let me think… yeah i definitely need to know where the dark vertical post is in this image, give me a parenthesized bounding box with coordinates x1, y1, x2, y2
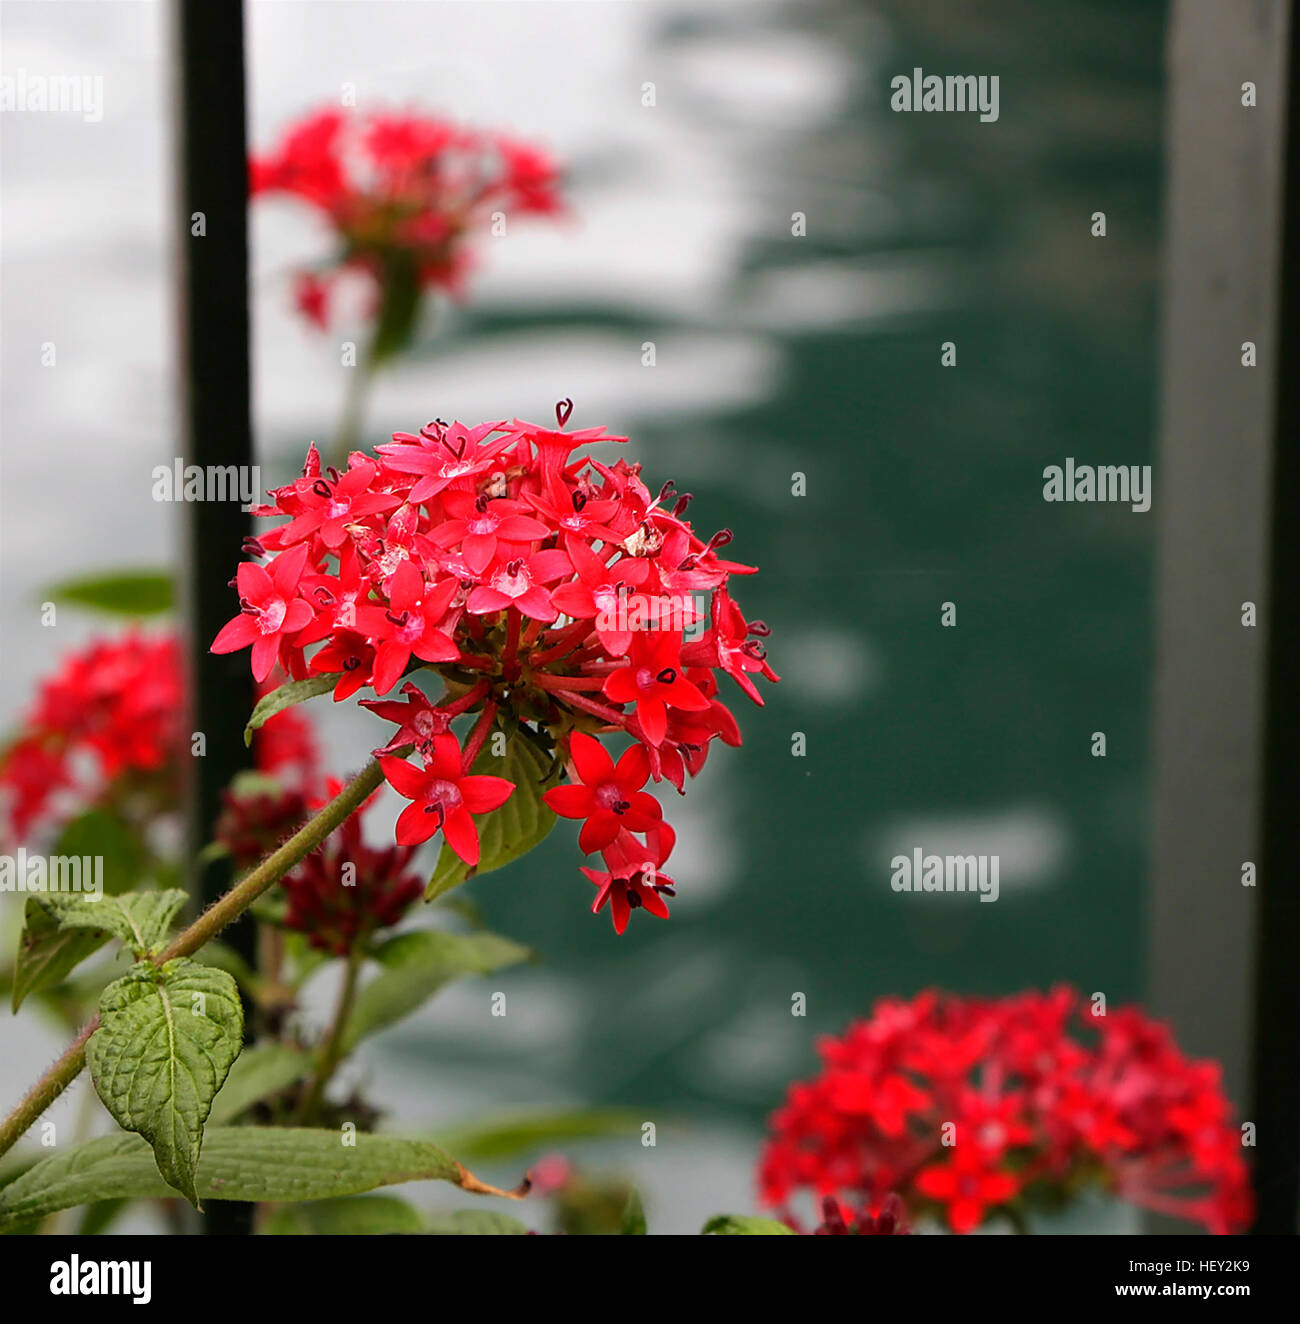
(173, 0, 256, 1235)
(1251, 3, 1300, 1237)
(1152, 0, 1297, 1235)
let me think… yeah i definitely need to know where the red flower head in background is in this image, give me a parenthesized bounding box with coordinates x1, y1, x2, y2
(0, 632, 318, 843)
(759, 989, 1251, 1235)
(280, 778, 423, 956)
(251, 105, 564, 342)
(212, 400, 778, 933)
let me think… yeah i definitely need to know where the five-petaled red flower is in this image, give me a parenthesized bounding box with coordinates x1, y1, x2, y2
(380, 734, 514, 861)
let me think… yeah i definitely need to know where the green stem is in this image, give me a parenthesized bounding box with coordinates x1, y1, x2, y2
(293, 941, 366, 1124)
(0, 759, 385, 1162)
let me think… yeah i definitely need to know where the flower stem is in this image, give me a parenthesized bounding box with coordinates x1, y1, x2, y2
(0, 758, 385, 1161)
(293, 941, 366, 1124)
(331, 344, 378, 466)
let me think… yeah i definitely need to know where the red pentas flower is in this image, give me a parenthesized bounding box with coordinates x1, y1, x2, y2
(212, 399, 778, 934)
(0, 632, 319, 843)
(543, 732, 661, 853)
(758, 989, 1252, 1235)
(579, 821, 676, 935)
(380, 732, 514, 861)
(251, 106, 564, 334)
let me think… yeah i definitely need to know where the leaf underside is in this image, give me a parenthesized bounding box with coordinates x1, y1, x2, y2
(243, 674, 336, 746)
(0, 1127, 523, 1229)
(701, 1214, 797, 1235)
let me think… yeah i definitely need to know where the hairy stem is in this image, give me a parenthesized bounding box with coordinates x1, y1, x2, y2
(0, 759, 385, 1161)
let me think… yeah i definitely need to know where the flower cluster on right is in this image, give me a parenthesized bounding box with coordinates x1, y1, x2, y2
(759, 988, 1252, 1234)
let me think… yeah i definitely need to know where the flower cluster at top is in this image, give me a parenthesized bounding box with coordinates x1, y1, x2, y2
(0, 631, 316, 843)
(251, 105, 564, 330)
(212, 402, 777, 933)
(758, 989, 1252, 1235)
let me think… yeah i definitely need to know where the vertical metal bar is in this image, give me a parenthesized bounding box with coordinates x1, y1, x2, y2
(173, 0, 255, 1236)
(1150, 0, 1292, 1231)
(1251, 0, 1300, 1237)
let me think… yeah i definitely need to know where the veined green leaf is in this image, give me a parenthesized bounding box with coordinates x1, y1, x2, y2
(51, 890, 187, 957)
(86, 959, 244, 1206)
(701, 1214, 796, 1235)
(261, 1194, 426, 1235)
(41, 570, 173, 616)
(0, 1127, 524, 1228)
(210, 1042, 312, 1125)
(424, 1210, 530, 1235)
(12, 897, 110, 1011)
(426, 734, 557, 901)
(433, 1108, 643, 1162)
(342, 929, 531, 1052)
(243, 674, 335, 746)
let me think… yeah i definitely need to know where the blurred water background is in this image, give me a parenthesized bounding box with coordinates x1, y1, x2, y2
(0, 0, 1163, 1231)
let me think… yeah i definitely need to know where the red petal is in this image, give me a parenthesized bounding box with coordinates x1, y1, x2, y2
(459, 775, 515, 813)
(543, 784, 595, 818)
(569, 731, 614, 786)
(442, 806, 480, 864)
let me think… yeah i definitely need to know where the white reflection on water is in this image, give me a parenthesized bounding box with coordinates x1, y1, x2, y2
(876, 805, 1070, 894)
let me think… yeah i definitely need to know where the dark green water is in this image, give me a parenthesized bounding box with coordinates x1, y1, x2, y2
(257, 0, 1167, 1224)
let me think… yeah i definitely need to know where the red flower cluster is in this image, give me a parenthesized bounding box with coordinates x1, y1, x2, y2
(0, 632, 317, 843)
(212, 403, 777, 932)
(759, 989, 1252, 1235)
(251, 106, 564, 330)
(279, 779, 423, 955)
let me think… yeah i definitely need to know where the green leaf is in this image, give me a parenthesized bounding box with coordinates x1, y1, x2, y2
(424, 1210, 530, 1235)
(620, 1189, 647, 1235)
(12, 897, 110, 1011)
(343, 929, 531, 1052)
(0, 1127, 522, 1228)
(41, 569, 174, 616)
(701, 1214, 797, 1235)
(86, 958, 244, 1206)
(243, 674, 336, 746)
(261, 1194, 426, 1235)
(51, 808, 146, 896)
(426, 734, 557, 901)
(433, 1108, 643, 1162)
(51, 890, 188, 957)
(210, 1042, 312, 1125)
